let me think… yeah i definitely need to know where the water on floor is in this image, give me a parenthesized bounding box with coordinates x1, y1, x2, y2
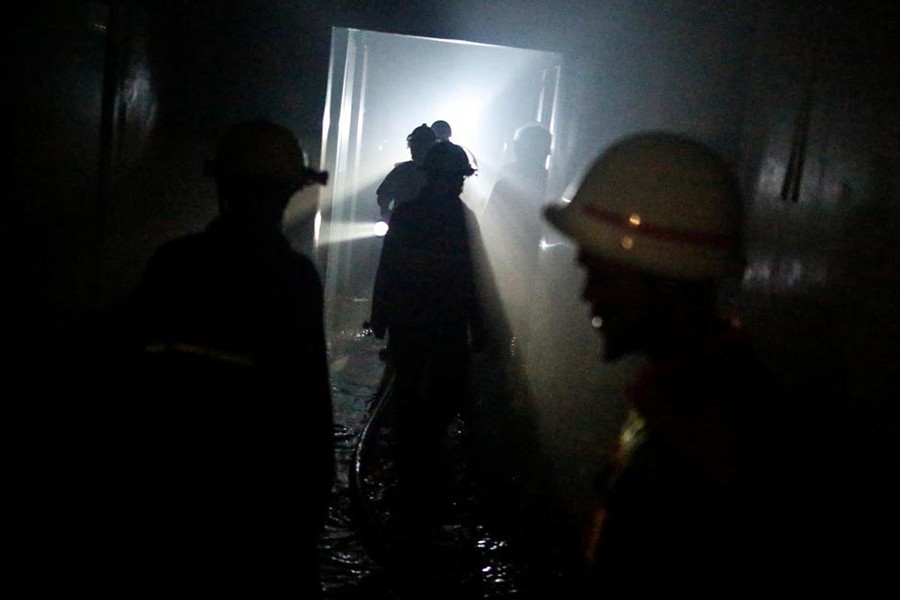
(316, 301, 581, 599)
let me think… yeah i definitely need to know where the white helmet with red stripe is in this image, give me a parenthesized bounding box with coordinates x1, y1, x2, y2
(544, 132, 744, 280)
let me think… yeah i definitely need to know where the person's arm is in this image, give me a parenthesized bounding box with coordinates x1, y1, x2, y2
(370, 216, 401, 339)
(376, 194, 392, 220)
(376, 167, 399, 220)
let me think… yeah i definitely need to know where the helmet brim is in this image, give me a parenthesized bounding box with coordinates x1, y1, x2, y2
(545, 201, 745, 281)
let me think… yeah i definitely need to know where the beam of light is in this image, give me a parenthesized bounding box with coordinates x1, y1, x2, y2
(317, 221, 383, 246)
(284, 186, 321, 229)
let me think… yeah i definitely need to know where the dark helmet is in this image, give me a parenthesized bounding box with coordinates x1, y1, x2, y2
(205, 119, 327, 186)
(407, 123, 437, 146)
(431, 120, 452, 141)
(514, 123, 552, 154)
(421, 141, 476, 177)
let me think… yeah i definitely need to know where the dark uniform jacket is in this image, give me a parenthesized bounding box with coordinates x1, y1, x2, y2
(371, 188, 485, 355)
(125, 214, 334, 595)
(376, 160, 428, 217)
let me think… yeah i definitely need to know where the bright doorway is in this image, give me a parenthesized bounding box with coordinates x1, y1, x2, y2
(318, 27, 563, 336)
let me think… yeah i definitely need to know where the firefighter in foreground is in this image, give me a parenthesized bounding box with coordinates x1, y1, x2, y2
(544, 132, 846, 592)
(129, 119, 334, 597)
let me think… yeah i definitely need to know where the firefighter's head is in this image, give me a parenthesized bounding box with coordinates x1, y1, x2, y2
(545, 132, 743, 360)
(421, 141, 476, 194)
(407, 124, 437, 165)
(513, 123, 552, 170)
(205, 119, 327, 224)
(431, 120, 452, 142)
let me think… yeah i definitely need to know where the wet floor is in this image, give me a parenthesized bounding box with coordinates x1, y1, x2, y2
(316, 327, 386, 598)
(316, 305, 582, 599)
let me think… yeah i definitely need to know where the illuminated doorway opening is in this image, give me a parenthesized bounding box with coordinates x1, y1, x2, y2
(318, 27, 563, 337)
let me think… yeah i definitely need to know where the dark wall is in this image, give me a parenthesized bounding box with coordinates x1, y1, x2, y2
(738, 0, 900, 459)
(11, 2, 109, 336)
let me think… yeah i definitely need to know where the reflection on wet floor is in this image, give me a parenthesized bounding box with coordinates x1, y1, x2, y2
(317, 317, 579, 599)
(318, 329, 383, 598)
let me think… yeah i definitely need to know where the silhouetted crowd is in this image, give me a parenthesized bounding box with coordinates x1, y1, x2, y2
(61, 118, 890, 598)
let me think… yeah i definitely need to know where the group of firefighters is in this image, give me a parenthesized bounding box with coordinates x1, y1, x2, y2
(127, 118, 871, 596)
